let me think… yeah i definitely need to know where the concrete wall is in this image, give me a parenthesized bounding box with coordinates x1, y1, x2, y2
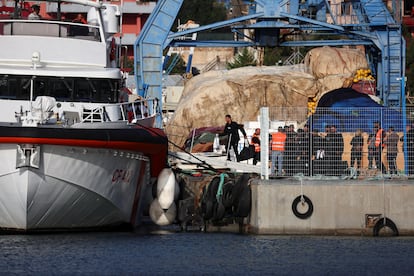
(249, 178, 414, 235)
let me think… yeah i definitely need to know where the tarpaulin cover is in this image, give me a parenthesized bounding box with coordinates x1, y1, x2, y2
(308, 88, 406, 132)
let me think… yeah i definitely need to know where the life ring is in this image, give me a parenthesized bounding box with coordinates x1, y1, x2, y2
(292, 195, 314, 219)
(373, 217, 399, 237)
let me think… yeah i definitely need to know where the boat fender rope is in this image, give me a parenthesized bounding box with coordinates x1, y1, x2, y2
(292, 194, 314, 219)
(373, 217, 399, 236)
(216, 173, 228, 201)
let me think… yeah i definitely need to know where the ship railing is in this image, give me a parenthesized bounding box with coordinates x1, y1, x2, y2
(80, 98, 159, 124)
(0, 19, 100, 41)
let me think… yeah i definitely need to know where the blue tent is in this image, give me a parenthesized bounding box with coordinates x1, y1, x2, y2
(308, 88, 405, 133)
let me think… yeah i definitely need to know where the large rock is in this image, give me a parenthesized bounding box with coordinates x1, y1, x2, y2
(166, 46, 369, 148)
(166, 66, 318, 147)
(304, 46, 368, 79)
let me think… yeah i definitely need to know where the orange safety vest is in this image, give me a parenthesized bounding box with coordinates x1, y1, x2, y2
(375, 128, 384, 147)
(251, 133, 260, 152)
(271, 132, 286, 151)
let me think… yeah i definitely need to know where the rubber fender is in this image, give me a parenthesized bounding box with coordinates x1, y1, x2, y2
(149, 198, 177, 226)
(201, 177, 220, 220)
(231, 173, 250, 207)
(234, 183, 251, 218)
(373, 217, 399, 237)
(221, 181, 234, 208)
(157, 168, 176, 209)
(292, 195, 314, 219)
(213, 201, 226, 221)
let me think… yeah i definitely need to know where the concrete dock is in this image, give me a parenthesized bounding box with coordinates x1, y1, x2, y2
(249, 177, 414, 236)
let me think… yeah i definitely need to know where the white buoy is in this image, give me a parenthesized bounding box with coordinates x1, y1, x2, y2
(149, 198, 176, 226)
(157, 168, 176, 209)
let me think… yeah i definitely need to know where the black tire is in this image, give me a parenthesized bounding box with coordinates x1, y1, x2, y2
(235, 184, 251, 218)
(201, 177, 220, 220)
(221, 181, 234, 208)
(231, 173, 250, 206)
(373, 217, 399, 237)
(213, 201, 226, 221)
(292, 195, 314, 219)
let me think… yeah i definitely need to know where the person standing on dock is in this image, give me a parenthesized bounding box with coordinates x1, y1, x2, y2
(384, 126, 399, 175)
(271, 127, 287, 176)
(325, 125, 344, 176)
(350, 129, 364, 171)
(222, 114, 247, 162)
(251, 128, 261, 165)
(406, 123, 414, 175)
(374, 121, 386, 174)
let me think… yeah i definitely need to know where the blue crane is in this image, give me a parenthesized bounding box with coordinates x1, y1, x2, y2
(134, 0, 405, 112)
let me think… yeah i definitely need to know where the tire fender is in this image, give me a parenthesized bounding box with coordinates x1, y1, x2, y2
(292, 195, 314, 219)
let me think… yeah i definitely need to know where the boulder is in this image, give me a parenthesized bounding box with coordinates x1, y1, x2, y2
(166, 46, 370, 148)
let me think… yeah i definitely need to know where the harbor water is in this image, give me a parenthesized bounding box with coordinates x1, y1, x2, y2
(1, 230, 414, 275)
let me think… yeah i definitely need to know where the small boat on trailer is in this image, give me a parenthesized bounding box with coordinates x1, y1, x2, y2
(0, 0, 168, 231)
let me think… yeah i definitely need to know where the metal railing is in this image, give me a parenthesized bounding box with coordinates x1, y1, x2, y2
(247, 106, 414, 179)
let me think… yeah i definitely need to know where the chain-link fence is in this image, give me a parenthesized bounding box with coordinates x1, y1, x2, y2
(252, 106, 414, 178)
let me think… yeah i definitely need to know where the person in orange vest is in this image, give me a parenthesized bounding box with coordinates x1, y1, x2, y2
(373, 121, 386, 173)
(271, 126, 287, 176)
(251, 128, 261, 165)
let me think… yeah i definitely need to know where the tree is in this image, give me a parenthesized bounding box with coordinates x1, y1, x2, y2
(226, 48, 256, 69)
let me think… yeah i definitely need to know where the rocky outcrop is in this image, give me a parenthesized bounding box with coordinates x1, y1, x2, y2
(166, 46, 370, 148)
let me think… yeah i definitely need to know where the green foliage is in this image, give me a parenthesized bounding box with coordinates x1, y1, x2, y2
(123, 57, 134, 75)
(175, 0, 227, 30)
(226, 48, 256, 69)
(167, 53, 187, 74)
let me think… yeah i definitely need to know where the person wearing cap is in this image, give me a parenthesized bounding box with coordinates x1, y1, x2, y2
(28, 4, 41, 20)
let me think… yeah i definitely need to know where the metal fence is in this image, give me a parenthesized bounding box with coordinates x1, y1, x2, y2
(253, 106, 414, 179)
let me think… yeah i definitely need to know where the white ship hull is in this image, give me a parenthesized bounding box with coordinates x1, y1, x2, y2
(0, 143, 152, 231)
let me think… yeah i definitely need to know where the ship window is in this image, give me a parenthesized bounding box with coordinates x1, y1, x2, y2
(0, 75, 119, 103)
(50, 78, 73, 101)
(0, 75, 16, 99)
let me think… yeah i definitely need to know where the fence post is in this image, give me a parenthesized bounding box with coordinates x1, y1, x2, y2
(260, 107, 269, 179)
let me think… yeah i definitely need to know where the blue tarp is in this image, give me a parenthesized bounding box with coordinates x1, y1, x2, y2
(308, 88, 405, 133)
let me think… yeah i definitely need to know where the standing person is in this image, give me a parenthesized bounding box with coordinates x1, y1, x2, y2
(325, 125, 344, 175)
(271, 127, 286, 176)
(250, 128, 261, 165)
(284, 124, 297, 175)
(384, 126, 399, 175)
(28, 4, 41, 20)
(367, 131, 377, 169)
(374, 121, 386, 174)
(350, 129, 364, 171)
(222, 114, 247, 162)
(311, 129, 324, 175)
(297, 124, 311, 175)
(406, 123, 414, 175)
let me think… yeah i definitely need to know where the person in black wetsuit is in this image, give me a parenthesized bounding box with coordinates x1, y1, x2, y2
(222, 114, 247, 162)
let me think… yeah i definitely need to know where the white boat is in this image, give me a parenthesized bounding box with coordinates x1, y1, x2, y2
(0, 0, 168, 231)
